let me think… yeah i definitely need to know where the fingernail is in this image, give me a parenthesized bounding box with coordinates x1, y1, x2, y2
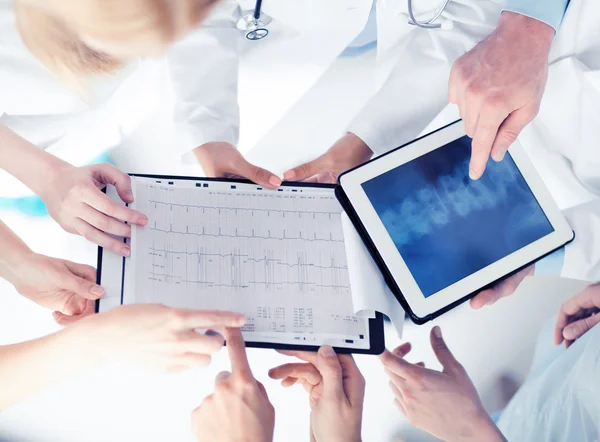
(125, 191, 134, 202)
(320, 345, 336, 358)
(283, 170, 296, 180)
(269, 176, 282, 187)
(469, 168, 479, 180)
(234, 315, 247, 327)
(122, 246, 131, 257)
(138, 217, 148, 226)
(563, 327, 575, 340)
(492, 149, 506, 162)
(433, 326, 442, 338)
(90, 285, 104, 297)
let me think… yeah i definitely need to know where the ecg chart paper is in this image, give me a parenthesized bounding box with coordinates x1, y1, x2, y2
(128, 177, 369, 348)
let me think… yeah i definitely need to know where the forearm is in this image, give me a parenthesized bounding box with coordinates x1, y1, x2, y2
(167, 0, 240, 156)
(0, 123, 70, 196)
(0, 220, 33, 284)
(0, 329, 95, 411)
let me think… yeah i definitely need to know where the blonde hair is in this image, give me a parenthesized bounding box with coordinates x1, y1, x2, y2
(15, 0, 216, 83)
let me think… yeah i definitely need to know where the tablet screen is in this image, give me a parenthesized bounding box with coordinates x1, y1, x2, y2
(361, 135, 554, 298)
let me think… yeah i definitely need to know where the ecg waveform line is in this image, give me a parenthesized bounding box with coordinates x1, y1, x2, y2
(148, 200, 340, 217)
(148, 225, 344, 243)
(147, 247, 348, 270)
(148, 271, 350, 290)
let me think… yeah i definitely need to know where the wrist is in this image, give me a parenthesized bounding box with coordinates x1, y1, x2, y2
(451, 413, 506, 442)
(344, 133, 373, 156)
(0, 223, 34, 285)
(498, 12, 554, 51)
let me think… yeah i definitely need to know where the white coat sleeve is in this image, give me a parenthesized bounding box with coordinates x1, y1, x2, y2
(560, 198, 600, 282)
(346, 31, 451, 155)
(166, 0, 240, 157)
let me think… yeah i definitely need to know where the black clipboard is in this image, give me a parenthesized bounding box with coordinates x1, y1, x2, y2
(96, 174, 385, 355)
(335, 121, 575, 325)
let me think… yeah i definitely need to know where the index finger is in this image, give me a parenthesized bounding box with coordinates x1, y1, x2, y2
(379, 350, 424, 381)
(469, 108, 508, 180)
(225, 327, 253, 380)
(83, 188, 148, 225)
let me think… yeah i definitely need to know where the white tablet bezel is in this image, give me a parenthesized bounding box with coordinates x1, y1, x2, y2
(339, 121, 574, 319)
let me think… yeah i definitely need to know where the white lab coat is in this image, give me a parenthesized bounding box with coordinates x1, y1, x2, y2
(495, 198, 600, 441)
(0, 0, 386, 198)
(0, 0, 241, 197)
(497, 311, 600, 442)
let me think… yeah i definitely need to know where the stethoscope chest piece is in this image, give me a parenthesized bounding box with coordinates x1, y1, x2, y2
(237, 10, 272, 40)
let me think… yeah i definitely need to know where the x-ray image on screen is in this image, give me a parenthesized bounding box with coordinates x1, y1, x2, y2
(362, 136, 554, 298)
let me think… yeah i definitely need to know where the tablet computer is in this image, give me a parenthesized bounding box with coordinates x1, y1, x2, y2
(97, 174, 384, 354)
(336, 120, 574, 324)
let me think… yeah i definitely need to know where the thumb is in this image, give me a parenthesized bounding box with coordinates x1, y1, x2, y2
(314, 346, 344, 400)
(93, 163, 134, 204)
(490, 107, 535, 161)
(563, 314, 600, 341)
(61, 262, 104, 300)
(283, 155, 328, 182)
(430, 327, 460, 371)
(234, 157, 282, 189)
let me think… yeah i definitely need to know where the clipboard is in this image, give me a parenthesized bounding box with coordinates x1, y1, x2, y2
(96, 174, 384, 354)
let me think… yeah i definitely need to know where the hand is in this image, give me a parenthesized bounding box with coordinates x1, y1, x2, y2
(3, 251, 102, 324)
(40, 163, 148, 257)
(381, 327, 506, 442)
(449, 12, 555, 179)
(269, 346, 365, 442)
(283, 133, 373, 184)
(191, 328, 275, 442)
(470, 264, 534, 309)
(70, 305, 246, 372)
(194, 142, 282, 189)
(554, 283, 600, 348)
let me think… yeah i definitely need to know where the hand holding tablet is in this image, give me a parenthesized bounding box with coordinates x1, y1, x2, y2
(337, 120, 574, 323)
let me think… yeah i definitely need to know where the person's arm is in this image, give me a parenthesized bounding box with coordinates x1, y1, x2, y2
(0, 123, 147, 256)
(166, 0, 280, 189)
(0, 305, 245, 411)
(0, 123, 68, 198)
(0, 328, 96, 411)
(503, 0, 570, 33)
(0, 219, 103, 320)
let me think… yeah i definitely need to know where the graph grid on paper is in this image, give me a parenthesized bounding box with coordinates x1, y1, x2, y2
(130, 181, 366, 338)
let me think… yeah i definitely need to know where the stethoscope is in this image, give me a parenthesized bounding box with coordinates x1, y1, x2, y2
(236, 0, 272, 40)
(237, 0, 452, 41)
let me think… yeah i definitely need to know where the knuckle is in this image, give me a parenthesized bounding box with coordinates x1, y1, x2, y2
(471, 140, 489, 154)
(169, 309, 187, 328)
(499, 130, 519, 145)
(466, 82, 483, 98)
(81, 230, 94, 242)
(103, 204, 117, 219)
(484, 95, 504, 109)
(97, 217, 110, 232)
